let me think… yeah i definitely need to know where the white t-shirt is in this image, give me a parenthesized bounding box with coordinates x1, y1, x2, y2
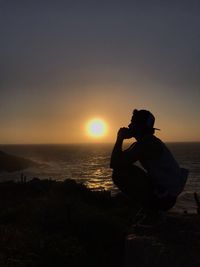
(127, 136, 189, 197)
(140, 136, 188, 197)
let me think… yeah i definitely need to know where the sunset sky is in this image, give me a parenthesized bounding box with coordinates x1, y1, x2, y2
(1, 0, 200, 144)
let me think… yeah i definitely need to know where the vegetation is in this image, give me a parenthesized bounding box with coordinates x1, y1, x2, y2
(0, 178, 135, 267)
(0, 178, 199, 267)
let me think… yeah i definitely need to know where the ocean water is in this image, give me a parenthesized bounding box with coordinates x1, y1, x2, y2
(0, 142, 199, 213)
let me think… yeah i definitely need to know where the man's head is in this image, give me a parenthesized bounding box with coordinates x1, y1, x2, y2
(128, 109, 158, 137)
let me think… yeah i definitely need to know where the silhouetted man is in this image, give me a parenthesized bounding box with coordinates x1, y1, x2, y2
(110, 109, 188, 219)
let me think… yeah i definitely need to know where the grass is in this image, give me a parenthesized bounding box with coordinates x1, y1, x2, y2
(0, 179, 135, 267)
(0, 178, 199, 267)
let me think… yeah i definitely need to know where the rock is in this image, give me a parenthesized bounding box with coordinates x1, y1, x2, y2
(0, 150, 35, 172)
(125, 234, 164, 267)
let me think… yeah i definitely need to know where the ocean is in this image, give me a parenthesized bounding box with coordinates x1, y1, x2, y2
(0, 142, 199, 213)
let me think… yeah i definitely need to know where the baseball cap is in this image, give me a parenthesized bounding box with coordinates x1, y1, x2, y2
(131, 109, 160, 130)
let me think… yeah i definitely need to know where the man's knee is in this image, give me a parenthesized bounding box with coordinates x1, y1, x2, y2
(112, 165, 146, 183)
(112, 166, 138, 188)
(112, 169, 124, 187)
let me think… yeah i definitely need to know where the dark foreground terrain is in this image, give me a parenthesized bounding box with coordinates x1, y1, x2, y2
(0, 178, 199, 267)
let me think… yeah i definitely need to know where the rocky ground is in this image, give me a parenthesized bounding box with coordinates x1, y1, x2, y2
(0, 178, 199, 267)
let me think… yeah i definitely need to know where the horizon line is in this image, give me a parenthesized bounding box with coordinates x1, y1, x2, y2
(0, 141, 200, 145)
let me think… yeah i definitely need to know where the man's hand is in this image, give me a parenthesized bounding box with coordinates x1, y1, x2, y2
(117, 127, 133, 140)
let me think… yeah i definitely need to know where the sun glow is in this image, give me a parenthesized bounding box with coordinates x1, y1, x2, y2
(86, 118, 108, 138)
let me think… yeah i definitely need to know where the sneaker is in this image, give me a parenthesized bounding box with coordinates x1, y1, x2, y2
(131, 208, 146, 225)
(136, 210, 166, 228)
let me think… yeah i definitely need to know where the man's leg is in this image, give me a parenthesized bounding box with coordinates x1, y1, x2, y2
(112, 165, 152, 206)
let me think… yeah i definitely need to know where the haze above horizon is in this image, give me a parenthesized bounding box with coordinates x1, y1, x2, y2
(1, 1, 200, 144)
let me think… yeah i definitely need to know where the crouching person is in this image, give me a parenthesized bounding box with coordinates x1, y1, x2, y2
(110, 109, 188, 225)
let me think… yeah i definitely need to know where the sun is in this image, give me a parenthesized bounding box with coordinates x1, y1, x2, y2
(86, 118, 108, 138)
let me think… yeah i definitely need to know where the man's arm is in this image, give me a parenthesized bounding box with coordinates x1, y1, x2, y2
(110, 128, 140, 169)
(110, 135, 124, 169)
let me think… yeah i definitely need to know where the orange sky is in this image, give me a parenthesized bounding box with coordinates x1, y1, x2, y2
(1, 1, 200, 144)
(0, 86, 199, 144)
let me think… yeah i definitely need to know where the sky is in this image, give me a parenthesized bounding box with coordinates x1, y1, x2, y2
(1, 0, 200, 144)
